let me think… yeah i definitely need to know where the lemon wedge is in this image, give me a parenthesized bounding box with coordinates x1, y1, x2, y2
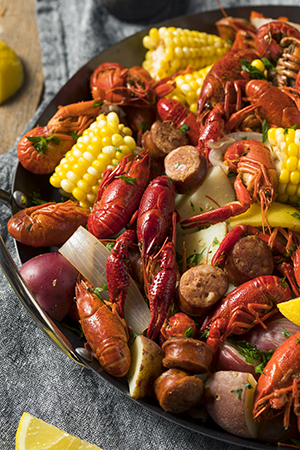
(15, 412, 104, 450)
(278, 297, 300, 327)
(0, 40, 24, 104)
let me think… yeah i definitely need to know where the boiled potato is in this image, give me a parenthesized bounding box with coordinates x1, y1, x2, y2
(20, 252, 78, 321)
(204, 371, 258, 439)
(176, 221, 227, 265)
(127, 335, 164, 399)
(176, 165, 235, 236)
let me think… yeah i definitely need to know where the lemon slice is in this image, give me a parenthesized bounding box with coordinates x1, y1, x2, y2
(15, 412, 104, 450)
(0, 40, 24, 104)
(278, 297, 300, 326)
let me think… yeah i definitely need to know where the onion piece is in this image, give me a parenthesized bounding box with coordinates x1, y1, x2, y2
(243, 313, 300, 353)
(59, 226, 150, 334)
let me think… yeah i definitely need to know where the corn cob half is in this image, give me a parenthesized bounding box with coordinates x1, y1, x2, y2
(49, 112, 139, 208)
(268, 127, 300, 204)
(142, 26, 231, 81)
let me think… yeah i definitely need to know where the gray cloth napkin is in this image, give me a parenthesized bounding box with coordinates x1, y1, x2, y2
(0, 0, 298, 448)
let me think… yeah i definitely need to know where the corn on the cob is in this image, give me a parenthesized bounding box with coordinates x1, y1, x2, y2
(166, 64, 213, 113)
(142, 26, 231, 81)
(49, 112, 139, 209)
(268, 127, 300, 204)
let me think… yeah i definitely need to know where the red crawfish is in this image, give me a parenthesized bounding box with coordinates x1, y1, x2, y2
(7, 200, 90, 247)
(181, 140, 278, 231)
(255, 20, 300, 61)
(106, 228, 136, 318)
(136, 175, 176, 259)
(146, 213, 178, 340)
(200, 275, 291, 352)
(87, 150, 150, 239)
(76, 277, 131, 378)
(253, 330, 300, 432)
(17, 100, 102, 174)
(90, 62, 175, 106)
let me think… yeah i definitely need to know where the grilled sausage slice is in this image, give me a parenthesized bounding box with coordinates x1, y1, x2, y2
(224, 235, 274, 286)
(154, 368, 204, 414)
(164, 145, 208, 194)
(178, 264, 229, 316)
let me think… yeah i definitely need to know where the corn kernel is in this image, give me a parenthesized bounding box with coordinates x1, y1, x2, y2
(77, 179, 91, 194)
(72, 187, 86, 202)
(286, 156, 298, 172)
(61, 179, 76, 193)
(83, 172, 97, 186)
(66, 171, 80, 184)
(279, 169, 290, 185)
(290, 170, 300, 185)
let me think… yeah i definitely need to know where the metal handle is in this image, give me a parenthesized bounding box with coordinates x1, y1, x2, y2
(0, 233, 85, 366)
(0, 188, 27, 209)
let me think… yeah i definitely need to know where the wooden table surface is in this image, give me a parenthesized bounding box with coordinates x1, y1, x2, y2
(0, 0, 43, 155)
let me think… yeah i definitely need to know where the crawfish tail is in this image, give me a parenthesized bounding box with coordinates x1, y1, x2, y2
(76, 278, 131, 378)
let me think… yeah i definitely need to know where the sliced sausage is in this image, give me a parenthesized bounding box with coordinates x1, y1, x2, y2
(154, 368, 204, 414)
(164, 145, 208, 194)
(141, 120, 189, 160)
(162, 336, 215, 373)
(178, 264, 229, 316)
(224, 235, 274, 286)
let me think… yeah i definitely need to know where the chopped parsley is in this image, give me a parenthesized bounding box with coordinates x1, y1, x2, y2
(180, 123, 190, 135)
(26, 134, 60, 154)
(184, 325, 195, 338)
(115, 175, 135, 185)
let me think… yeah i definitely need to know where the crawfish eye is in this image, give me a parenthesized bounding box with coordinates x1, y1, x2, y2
(265, 189, 272, 200)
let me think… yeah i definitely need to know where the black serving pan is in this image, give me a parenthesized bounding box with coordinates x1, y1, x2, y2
(1, 6, 300, 450)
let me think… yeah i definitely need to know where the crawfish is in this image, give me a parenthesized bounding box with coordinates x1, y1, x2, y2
(7, 200, 90, 247)
(106, 228, 136, 318)
(136, 175, 176, 259)
(90, 62, 175, 106)
(253, 330, 300, 432)
(181, 140, 278, 231)
(244, 79, 300, 129)
(255, 21, 300, 61)
(146, 213, 178, 341)
(200, 275, 291, 352)
(17, 100, 102, 174)
(87, 150, 150, 239)
(76, 277, 131, 378)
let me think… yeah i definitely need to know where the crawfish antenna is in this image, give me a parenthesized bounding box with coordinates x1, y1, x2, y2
(214, 0, 228, 18)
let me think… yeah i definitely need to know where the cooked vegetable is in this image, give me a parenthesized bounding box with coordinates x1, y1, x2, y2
(166, 65, 213, 113)
(59, 226, 151, 334)
(127, 335, 164, 399)
(49, 112, 138, 208)
(20, 252, 78, 321)
(229, 201, 300, 231)
(204, 371, 258, 439)
(142, 27, 231, 80)
(268, 126, 300, 204)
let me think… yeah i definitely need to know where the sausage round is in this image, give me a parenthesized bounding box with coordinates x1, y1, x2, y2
(164, 145, 208, 194)
(162, 336, 215, 373)
(141, 120, 189, 160)
(178, 264, 229, 316)
(224, 235, 274, 286)
(154, 368, 204, 414)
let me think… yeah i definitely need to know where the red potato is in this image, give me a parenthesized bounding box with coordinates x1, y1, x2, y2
(204, 371, 258, 439)
(20, 252, 78, 321)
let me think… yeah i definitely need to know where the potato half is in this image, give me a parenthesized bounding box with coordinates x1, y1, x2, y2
(127, 335, 164, 399)
(204, 371, 258, 439)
